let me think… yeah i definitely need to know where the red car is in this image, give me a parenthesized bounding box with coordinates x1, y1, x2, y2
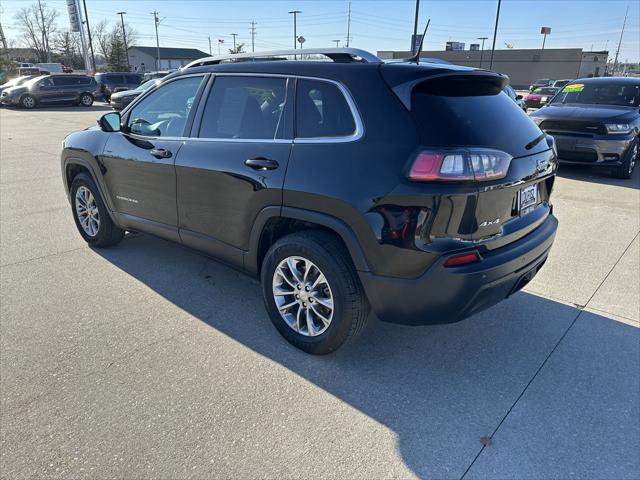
(525, 87, 559, 108)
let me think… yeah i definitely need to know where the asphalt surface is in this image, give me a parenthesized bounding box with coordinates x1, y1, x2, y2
(1, 105, 639, 479)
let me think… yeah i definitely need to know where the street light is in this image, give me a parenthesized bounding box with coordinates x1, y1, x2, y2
(477, 36, 488, 68)
(288, 10, 301, 50)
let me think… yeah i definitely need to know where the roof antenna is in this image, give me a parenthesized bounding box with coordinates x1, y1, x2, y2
(408, 19, 430, 63)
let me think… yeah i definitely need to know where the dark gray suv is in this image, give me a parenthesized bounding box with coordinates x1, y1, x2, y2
(0, 74, 99, 108)
(530, 77, 640, 178)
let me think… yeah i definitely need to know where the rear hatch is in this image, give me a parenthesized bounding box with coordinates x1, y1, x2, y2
(383, 65, 557, 249)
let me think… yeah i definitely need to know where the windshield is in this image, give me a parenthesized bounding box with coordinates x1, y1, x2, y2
(533, 87, 558, 95)
(137, 79, 158, 91)
(551, 82, 640, 107)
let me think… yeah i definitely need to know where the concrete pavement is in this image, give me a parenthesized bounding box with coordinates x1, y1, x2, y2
(1, 106, 638, 479)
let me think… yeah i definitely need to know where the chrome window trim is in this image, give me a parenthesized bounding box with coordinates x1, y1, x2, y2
(121, 72, 363, 144)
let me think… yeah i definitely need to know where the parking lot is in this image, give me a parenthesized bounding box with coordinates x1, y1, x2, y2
(1, 105, 638, 478)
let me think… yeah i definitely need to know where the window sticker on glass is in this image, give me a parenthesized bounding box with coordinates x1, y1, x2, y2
(563, 84, 584, 93)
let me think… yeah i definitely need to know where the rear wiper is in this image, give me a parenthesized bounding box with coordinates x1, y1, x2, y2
(525, 133, 546, 150)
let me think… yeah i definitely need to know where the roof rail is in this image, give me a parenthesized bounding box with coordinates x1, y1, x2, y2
(183, 48, 382, 69)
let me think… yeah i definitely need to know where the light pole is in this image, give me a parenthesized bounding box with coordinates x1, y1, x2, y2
(333, 39, 340, 48)
(117, 12, 130, 70)
(230, 33, 238, 51)
(288, 10, 301, 50)
(477, 36, 488, 68)
(489, 0, 501, 70)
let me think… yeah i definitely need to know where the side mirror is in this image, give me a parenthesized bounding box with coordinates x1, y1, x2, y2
(98, 112, 121, 132)
(516, 94, 523, 100)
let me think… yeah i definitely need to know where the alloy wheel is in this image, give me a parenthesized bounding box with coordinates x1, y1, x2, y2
(272, 256, 334, 336)
(81, 94, 92, 106)
(75, 186, 100, 237)
(22, 96, 35, 108)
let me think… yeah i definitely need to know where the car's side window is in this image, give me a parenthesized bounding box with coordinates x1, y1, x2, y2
(126, 76, 204, 138)
(38, 78, 54, 87)
(295, 79, 356, 138)
(198, 76, 287, 140)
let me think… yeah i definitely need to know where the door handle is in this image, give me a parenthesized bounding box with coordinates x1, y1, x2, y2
(150, 148, 172, 159)
(244, 157, 279, 170)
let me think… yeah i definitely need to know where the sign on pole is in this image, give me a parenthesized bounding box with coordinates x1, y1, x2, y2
(540, 26, 551, 35)
(66, 0, 81, 32)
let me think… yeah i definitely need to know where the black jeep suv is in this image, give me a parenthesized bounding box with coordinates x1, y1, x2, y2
(61, 49, 558, 354)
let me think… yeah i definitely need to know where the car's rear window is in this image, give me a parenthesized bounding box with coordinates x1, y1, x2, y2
(410, 77, 546, 157)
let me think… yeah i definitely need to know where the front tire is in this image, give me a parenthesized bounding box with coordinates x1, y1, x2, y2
(20, 94, 36, 109)
(613, 138, 638, 179)
(79, 93, 94, 107)
(70, 173, 124, 247)
(261, 231, 370, 354)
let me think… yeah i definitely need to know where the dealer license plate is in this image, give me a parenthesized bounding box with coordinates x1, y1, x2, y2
(520, 184, 538, 216)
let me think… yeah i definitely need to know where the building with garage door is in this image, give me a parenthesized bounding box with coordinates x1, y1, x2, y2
(127, 46, 209, 72)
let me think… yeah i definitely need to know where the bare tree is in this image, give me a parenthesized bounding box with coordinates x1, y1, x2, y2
(14, 2, 58, 62)
(53, 31, 83, 69)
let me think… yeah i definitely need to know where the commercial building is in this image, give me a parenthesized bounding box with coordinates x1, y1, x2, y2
(127, 46, 209, 72)
(377, 48, 609, 89)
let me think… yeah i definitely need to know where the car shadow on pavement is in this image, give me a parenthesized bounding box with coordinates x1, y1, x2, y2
(94, 235, 639, 479)
(557, 162, 640, 189)
(2, 105, 113, 113)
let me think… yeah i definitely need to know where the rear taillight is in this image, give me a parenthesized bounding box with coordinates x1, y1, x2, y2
(408, 148, 512, 182)
(444, 251, 480, 267)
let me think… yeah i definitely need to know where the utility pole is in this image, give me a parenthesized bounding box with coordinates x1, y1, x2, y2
(333, 39, 340, 48)
(477, 36, 488, 68)
(249, 21, 256, 52)
(208, 36, 212, 55)
(412, 0, 420, 53)
(489, 0, 501, 70)
(230, 33, 238, 51)
(0, 22, 8, 50)
(346, 2, 351, 47)
(151, 11, 161, 70)
(613, 5, 628, 75)
(117, 12, 130, 70)
(37, 0, 51, 62)
(288, 10, 301, 50)
(82, 0, 96, 72)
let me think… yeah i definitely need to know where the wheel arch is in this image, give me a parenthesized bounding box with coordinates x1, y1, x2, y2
(63, 157, 118, 224)
(245, 206, 370, 277)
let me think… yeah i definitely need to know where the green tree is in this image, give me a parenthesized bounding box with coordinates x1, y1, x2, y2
(228, 43, 245, 54)
(106, 33, 128, 72)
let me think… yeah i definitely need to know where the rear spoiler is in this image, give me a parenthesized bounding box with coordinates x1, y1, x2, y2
(381, 67, 509, 110)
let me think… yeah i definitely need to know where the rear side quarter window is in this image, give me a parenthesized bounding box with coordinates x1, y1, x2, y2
(295, 79, 356, 139)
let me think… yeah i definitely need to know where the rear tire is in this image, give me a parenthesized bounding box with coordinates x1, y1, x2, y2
(261, 230, 370, 354)
(79, 93, 94, 107)
(613, 138, 638, 179)
(20, 94, 36, 109)
(70, 173, 124, 247)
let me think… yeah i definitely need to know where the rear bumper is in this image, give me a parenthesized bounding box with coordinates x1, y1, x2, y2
(550, 132, 634, 166)
(359, 214, 558, 325)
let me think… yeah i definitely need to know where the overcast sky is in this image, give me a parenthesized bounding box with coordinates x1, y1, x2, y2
(2, 0, 639, 61)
